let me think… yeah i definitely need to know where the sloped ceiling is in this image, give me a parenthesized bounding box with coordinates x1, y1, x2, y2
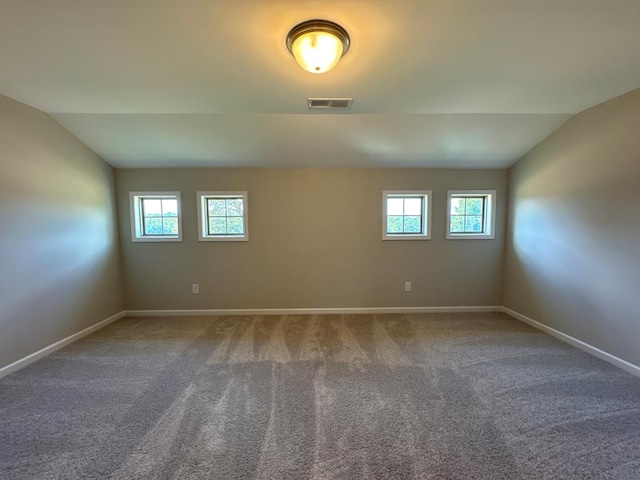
(0, 0, 639, 168)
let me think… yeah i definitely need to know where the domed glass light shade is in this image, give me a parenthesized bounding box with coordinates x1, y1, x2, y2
(286, 20, 350, 74)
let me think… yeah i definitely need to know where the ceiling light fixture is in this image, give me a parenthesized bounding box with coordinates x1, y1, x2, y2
(286, 19, 350, 74)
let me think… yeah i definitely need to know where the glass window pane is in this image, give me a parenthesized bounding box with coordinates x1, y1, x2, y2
(387, 198, 404, 216)
(142, 199, 162, 216)
(465, 198, 483, 215)
(226, 198, 243, 217)
(162, 217, 178, 234)
(144, 217, 163, 235)
(450, 197, 465, 215)
(227, 217, 244, 234)
(404, 216, 421, 233)
(450, 216, 465, 232)
(465, 216, 483, 232)
(208, 199, 226, 216)
(404, 198, 422, 215)
(162, 199, 178, 216)
(387, 216, 403, 233)
(209, 217, 227, 234)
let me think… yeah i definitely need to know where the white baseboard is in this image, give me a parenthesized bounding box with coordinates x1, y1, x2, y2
(501, 307, 640, 378)
(124, 305, 503, 317)
(0, 311, 126, 379)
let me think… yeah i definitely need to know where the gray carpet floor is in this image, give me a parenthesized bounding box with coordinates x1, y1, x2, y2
(1, 312, 640, 479)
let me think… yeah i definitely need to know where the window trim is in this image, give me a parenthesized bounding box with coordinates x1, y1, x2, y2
(129, 191, 183, 242)
(382, 190, 432, 240)
(197, 191, 249, 242)
(446, 190, 496, 240)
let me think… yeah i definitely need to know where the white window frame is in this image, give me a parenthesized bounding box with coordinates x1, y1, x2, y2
(382, 190, 432, 240)
(446, 190, 496, 240)
(129, 191, 183, 242)
(197, 191, 249, 242)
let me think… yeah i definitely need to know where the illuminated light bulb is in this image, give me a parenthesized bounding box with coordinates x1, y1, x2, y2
(291, 31, 344, 74)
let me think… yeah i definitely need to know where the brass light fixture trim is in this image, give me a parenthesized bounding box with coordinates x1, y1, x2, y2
(286, 19, 351, 74)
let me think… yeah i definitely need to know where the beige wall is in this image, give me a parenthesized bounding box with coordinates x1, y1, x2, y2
(0, 95, 124, 369)
(116, 168, 508, 310)
(504, 88, 640, 366)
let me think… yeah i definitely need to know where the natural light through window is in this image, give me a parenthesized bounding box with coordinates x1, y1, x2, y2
(447, 190, 496, 239)
(382, 191, 431, 240)
(130, 192, 182, 242)
(197, 191, 248, 241)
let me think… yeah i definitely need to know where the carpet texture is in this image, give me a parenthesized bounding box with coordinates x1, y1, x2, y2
(1, 312, 640, 479)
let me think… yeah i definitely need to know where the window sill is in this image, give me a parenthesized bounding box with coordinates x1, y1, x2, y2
(446, 233, 494, 240)
(198, 235, 248, 242)
(132, 236, 182, 243)
(383, 234, 431, 241)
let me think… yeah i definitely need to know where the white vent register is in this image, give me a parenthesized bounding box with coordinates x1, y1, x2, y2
(307, 98, 353, 109)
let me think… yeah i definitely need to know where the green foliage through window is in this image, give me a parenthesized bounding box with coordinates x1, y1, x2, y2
(141, 198, 179, 236)
(386, 196, 424, 235)
(449, 196, 485, 234)
(206, 197, 245, 235)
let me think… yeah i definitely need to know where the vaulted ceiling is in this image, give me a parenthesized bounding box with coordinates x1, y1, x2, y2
(1, 0, 639, 168)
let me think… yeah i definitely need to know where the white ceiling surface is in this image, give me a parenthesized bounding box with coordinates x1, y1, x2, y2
(1, 1, 639, 168)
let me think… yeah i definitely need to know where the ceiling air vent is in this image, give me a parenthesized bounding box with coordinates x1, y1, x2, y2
(308, 98, 353, 109)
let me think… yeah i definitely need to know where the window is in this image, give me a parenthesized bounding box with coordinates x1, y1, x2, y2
(382, 190, 432, 240)
(129, 192, 182, 242)
(197, 191, 248, 241)
(447, 190, 496, 239)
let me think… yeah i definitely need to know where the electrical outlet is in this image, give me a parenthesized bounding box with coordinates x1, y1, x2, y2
(192, 283, 199, 294)
(404, 281, 412, 292)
